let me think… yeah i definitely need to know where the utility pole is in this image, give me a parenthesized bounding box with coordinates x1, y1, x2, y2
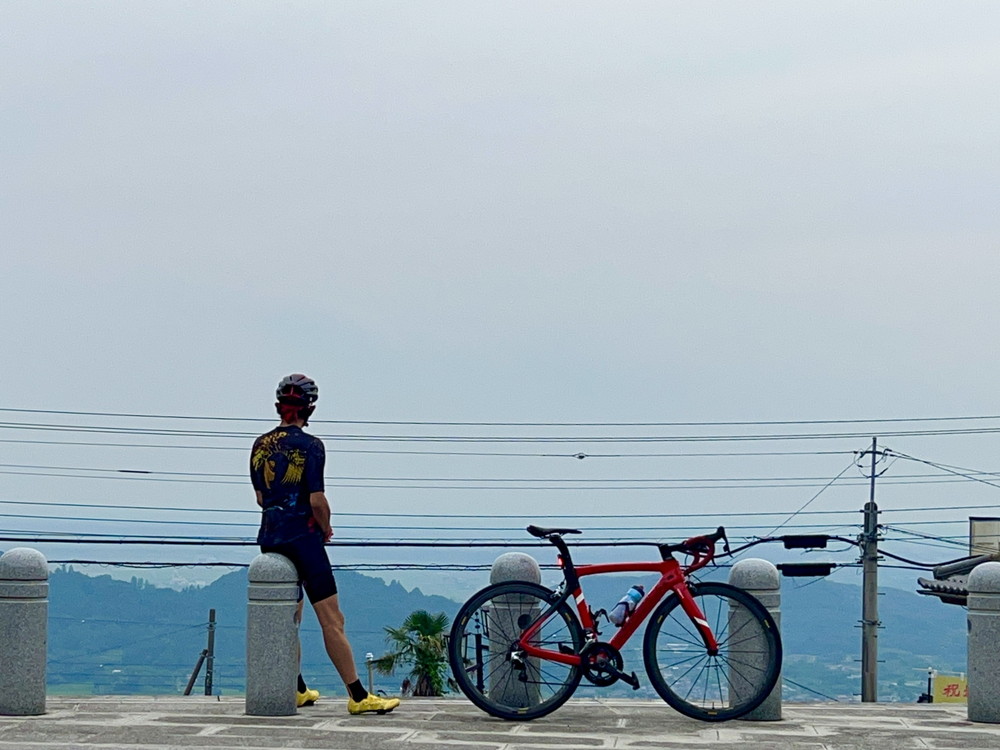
(861, 438, 881, 702)
(183, 609, 218, 696)
(205, 609, 216, 696)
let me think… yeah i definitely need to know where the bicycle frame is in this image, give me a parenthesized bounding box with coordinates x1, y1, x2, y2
(516, 544, 720, 667)
(449, 525, 781, 722)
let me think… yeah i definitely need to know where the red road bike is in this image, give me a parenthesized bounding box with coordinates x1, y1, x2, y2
(448, 525, 781, 721)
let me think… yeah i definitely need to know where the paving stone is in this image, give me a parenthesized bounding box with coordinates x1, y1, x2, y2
(2, 697, 1000, 749)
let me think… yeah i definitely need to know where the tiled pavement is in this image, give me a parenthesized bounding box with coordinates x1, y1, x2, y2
(1, 696, 999, 749)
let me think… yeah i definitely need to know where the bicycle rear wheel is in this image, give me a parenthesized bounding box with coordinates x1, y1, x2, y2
(448, 581, 584, 720)
(643, 581, 781, 721)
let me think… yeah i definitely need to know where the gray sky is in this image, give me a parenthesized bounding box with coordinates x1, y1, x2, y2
(2, 2, 999, 593)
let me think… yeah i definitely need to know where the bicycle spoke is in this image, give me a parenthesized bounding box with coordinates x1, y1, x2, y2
(449, 581, 583, 721)
(716, 612, 764, 648)
(712, 659, 726, 709)
(643, 583, 781, 722)
(668, 611, 705, 647)
(718, 656, 768, 693)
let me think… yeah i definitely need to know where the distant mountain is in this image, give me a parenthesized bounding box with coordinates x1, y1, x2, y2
(44, 566, 967, 702)
(47, 566, 461, 697)
(780, 578, 966, 701)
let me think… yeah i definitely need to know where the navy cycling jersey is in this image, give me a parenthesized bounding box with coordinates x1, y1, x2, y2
(250, 425, 326, 545)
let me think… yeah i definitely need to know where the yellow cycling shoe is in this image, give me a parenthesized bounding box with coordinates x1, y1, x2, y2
(347, 693, 400, 715)
(296, 688, 320, 707)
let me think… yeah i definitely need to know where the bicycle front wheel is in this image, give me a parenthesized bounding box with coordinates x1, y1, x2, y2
(643, 581, 781, 722)
(448, 581, 584, 720)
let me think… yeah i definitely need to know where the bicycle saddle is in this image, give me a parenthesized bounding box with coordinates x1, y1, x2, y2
(527, 525, 582, 538)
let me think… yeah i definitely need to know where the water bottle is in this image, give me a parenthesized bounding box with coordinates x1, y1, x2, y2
(609, 584, 645, 626)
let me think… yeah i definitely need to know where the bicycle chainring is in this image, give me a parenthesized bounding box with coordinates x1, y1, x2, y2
(580, 642, 623, 687)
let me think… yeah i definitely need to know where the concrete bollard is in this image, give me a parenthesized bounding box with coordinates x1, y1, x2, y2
(490, 553, 542, 587)
(729, 558, 781, 721)
(246, 553, 300, 716)
(968, 561, 1000, 723)
(0, 548, 48, 716)
(489, 553, 542, 708)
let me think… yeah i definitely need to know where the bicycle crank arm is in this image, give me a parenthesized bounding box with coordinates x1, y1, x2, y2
(604, 665, 640, 690)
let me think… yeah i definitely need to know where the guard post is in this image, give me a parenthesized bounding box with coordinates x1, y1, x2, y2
(489, 552, 542, 709)
(968, 561, 1000, 723)
(0, 547, 49, 716)
(729, 558, 782, 721)
(246, 553, 300, 716)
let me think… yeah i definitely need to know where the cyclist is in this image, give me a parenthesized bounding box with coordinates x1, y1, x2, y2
(250, 373, 400, 715)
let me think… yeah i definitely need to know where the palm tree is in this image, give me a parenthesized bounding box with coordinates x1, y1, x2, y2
(373, 610, 453, 696)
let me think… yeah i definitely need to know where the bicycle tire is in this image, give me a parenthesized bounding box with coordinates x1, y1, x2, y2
(448, 581, 584, 720)
(642, 581, 782, 722)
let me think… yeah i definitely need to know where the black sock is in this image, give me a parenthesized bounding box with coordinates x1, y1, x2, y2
(347, 680, 368, 702)
(297, 675, 307, 693)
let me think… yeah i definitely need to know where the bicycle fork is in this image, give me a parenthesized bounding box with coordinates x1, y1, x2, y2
(674, 585, 721, 655)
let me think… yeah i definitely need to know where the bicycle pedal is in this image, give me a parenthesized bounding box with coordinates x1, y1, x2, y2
(627, 672, 640, 691)
(558, 643, 576, 656)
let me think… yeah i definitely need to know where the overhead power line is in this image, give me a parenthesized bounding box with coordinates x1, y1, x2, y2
(0, 497, 991, 520)
(0, 512, 865, 534)
(4, 461, 987, 484)
(1, 467, 995, 490)
(0, 523, 975, 547)
(0, 497, 867, 517)
(765, 458, 856, 536)
(888, 449, 1000, 491)
(37, 535, 971, 573)
(7, 419, 1000, 442)
(0, 535, 749, 547)
(5, 406, 1000, 427)
(0, 438, 859, 458)
(48, 560, 502, 571)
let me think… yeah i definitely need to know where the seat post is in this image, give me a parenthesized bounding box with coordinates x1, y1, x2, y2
(549, 535, 580, 592)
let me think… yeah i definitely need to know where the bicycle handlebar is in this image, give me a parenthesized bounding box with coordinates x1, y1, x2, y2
(667, 526, 729, 556)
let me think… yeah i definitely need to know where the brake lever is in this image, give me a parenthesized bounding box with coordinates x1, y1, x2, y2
(716, 526, 731, 555)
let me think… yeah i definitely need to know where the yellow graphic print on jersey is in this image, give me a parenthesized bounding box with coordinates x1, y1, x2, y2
(251, 432, 285, 473)
(282, 450, 306, 485)
(252, 432, 308, 490)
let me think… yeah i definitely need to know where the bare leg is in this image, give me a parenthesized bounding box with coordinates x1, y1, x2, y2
(312, 594, 360, 685)
(295, 599, 304, 678)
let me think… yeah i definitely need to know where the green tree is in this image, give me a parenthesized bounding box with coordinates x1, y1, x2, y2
(373, 610, 453, 696)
